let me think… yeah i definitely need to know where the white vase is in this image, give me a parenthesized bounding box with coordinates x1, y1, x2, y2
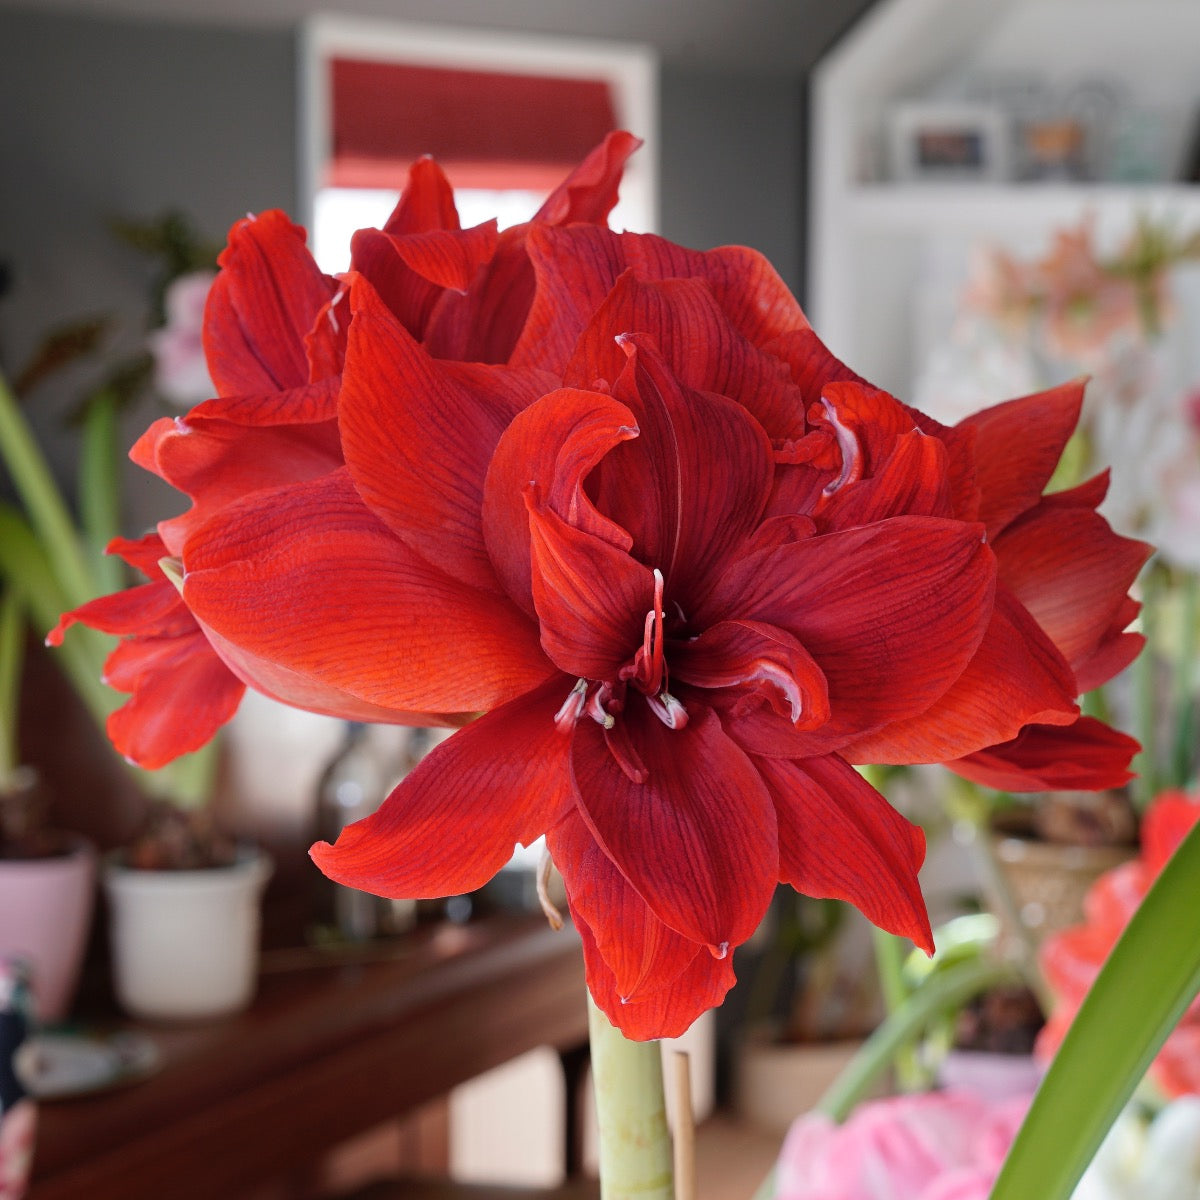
(103, 848, 272, 1022)
(0, 838, 96, 1023)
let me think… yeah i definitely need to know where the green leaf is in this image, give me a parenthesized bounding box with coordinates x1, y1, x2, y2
(991, 818, 1200, 1200)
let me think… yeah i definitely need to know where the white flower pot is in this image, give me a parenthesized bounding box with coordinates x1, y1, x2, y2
(103, 848, 272, 1022)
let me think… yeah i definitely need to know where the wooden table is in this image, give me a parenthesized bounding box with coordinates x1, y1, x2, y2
(31, 914, 588, 1200)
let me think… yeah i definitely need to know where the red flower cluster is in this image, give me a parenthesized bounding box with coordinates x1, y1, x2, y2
(1037, 791, 1200, 1097)
(52, 135, 1148, 1039)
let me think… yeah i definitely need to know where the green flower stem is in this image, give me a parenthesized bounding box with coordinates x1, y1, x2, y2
(587, 993, 673, 1200)
(0, 372, 97, 610)
(870, 927, 923, 1091)
(0, 588, 22, 780)
(814, 955, 1018, 1123)
(1169, 571, 1197, 788)
(1131, 562, 1160, 810)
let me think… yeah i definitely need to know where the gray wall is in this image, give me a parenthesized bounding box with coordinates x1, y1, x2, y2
(0, 5, 805, 510)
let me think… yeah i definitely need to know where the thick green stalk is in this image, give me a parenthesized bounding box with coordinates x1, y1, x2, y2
(0, 372, 97, 610)
(588, 993, 673, 1200)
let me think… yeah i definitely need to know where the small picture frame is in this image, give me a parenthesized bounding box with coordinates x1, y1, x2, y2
(888, 102, 1011, 183)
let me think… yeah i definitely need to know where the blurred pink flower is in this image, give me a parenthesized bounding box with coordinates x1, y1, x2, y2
(1035, 220, 1140, 360)
(149, 270, 217, 406)
(773, 1090, 1031, 1200)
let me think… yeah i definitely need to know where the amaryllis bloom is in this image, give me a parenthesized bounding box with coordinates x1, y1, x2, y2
(52, 134, 639, 769)
(1037, 790, 1200, 1099)
(54, 135, 1146, 1038)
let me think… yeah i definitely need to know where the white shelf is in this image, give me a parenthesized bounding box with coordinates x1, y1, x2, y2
(847, 183, 1200, 234)
(809, 0, 1200, 387)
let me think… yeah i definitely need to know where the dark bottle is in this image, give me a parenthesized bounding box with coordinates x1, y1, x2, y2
(314, 723, 415, 941)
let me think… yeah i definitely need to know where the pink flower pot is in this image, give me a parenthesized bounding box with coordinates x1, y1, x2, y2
(0, 840, 96, 1023)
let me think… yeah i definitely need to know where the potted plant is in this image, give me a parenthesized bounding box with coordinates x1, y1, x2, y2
(0, 218, 271, 1023)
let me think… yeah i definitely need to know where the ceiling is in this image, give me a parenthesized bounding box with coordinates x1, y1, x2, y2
(0, 0, 876, 73)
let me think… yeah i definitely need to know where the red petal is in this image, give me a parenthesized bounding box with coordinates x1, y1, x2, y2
(592, 337, 774, 603)
(818, 430, 954, 527)
(571, 702, 777, 951)
(576, 912, 736, 1041)
(513, 225, 809, 375)
(381, 156, 461, 234)
(841, 586, 1078, 764)
(133, 404, 343, 554)
(526, 502, 654, 681)
(548, 809, 703, 1004)
(994, 503, 1151, 688)
(670, 619, 830, 730)
(956, 382, 1084, 538)
(765, 326, 864, 407)
(105, 630, 245, 769)
(948, 716, 1140, 791)
(49, 578, 192, 646)
(421, 134, 640, 365)
(182, 469, 553, 715)
(561, 272, 806, 443)
(532, 130, 642, 225)
(706, 517, 996, 749)
(204, 210, 336, 394)
(341, 274, 553, 593)
(311, 679, 573, 897)
(350, 221, 497, 340)
(180, 377, 340, 428)
(484, 387, 637, 616)
(758, 753, 933, 952)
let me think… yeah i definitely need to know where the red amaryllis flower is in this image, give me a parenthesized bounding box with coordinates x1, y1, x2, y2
(54, 135, 1147, 1039)
(51, 135, 640, 768)
(1037, 790, 1200, 1097)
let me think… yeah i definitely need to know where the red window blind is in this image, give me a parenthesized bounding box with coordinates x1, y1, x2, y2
(329, 57, 618, 190)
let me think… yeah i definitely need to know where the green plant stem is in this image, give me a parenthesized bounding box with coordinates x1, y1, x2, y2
(0, 589, 22, 779)
(870, 927, 924, 1091)
(1131, 562, 1160, 810)
(991, 818, 1200, 1200)
(587, 993, 673, 1200)
(0, 372, 97, 610)
(79, 389, 125, 595)
(1169, 571, 1197, 788)
(814, 955, 1018, 1124)
(0, 504, 115, 728)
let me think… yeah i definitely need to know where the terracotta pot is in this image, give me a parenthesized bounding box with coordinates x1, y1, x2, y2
(0, 838, 96, 1023)
(103, 848, 272, 1022)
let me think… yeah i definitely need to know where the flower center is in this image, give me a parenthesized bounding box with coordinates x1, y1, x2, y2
(553, 568, 689, 738)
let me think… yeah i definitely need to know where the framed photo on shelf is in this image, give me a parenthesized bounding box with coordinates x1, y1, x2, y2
(888, 102, 1011, 183)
